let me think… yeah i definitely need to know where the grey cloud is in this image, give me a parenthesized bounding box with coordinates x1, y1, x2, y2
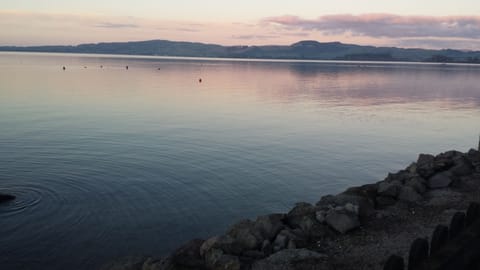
(263, 14, 480, 39)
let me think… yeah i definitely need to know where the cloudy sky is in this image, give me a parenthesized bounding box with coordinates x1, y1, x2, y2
(1, 0, 480, 50)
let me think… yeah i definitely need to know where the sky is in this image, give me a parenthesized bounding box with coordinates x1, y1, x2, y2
(1, 0, 480, 50)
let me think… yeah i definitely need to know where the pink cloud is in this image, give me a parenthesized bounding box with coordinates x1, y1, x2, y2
(263, 14, 480, 39)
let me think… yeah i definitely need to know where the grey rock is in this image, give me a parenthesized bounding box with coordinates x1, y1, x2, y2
(315, 210, 327, 223)
(261, 240, 273, 255)
(405, 176, 427, 194)
(428, 172, 452, 189)
(377, 181, 402, 198)
(325, 212, 360, 234)
(417, 154, 435, 178)
(227, 219, 263, 251)
(200, 235, 243, 256)
(287, 239, 296, 249)
(205, 249, 240, 270)
(344, 203, 359, 215)
(255, 214, 286, 241)
(286, 202, 316, 228)
(170, 238, 205, 268)
(273, 233, 289, 251)
(0, 193, 15, 203)
(297, 215, 327, 239)
(317, 193, 374, 218)
(251, 249, 329, 270)
(449, 157, 473, 177)
(398, 186, 422, 203)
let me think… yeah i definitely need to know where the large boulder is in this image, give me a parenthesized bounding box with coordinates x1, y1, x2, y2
(255, 214, 286, 241)
(316, 193, 375, 218)
(377, 181, 402, 198)
(200, 235, 243, 256)
(404, 176, 427, 194)
(428, 172, 452, 189)
(0, 193, 15, 203)
(325, 211, 360, 234)
(227, 219, 263, 251)
(286, 202, 316, 229)
(204, 249, 240, 270)
(170, 239, 205, 268)
(251, 249, 329, 270)
(417, 154, 436, 178)
(449, 156, 473, 177)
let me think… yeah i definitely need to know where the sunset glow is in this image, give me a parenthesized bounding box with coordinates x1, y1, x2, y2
(1, 1, 480, 51)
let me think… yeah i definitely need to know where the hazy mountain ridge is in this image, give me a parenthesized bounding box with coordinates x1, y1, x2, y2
(1, 39, 480, 63)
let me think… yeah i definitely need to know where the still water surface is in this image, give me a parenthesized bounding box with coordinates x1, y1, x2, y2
(0, 52, 479, 269)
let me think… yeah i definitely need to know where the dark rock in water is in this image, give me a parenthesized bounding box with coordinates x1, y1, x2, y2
(430, 225, 449, 255)
(251, 248, 329, 270)
(383, 255, 404, 270)
(466, 202, 480, 226)
(427, 172, 452, 189)
(449, 212, 466, 239)
(0, 193, 15, 203)
(170, 238, 205, 268)
(417, 154, 436, 178)
(408, 238, 429, 270)
(325, 212, 360, 234)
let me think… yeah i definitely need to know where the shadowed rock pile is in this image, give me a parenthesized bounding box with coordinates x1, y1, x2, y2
(102, 148, 480, 270)
(384, 202, 480, 270)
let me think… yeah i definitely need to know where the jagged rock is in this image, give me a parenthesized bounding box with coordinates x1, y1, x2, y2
(398, 186, 422, 203)
(170, 239, 205, 268)
(205, 249, 240, 270)
(286, 202, 316, 228)
(377, 181, 402, 198)
(466, 149, 480, 168)
(341, 183, 378, 203)
(449, 157, 473, 177)
(0, 193, 15, 203)
(405, 176, 427, 194)
(227, 219, 263, 251)
(325, 212, 360, 234)
(315, 210, 327, 223)
(297, 215, 327, 239)
(200, 235, 243, 256)
(317, 193, 375, 218)
(433, 152, 457, 172)
(261, 240, 273, 255)
(251, 249, 329, 270)
(255, 214, 286, 241)
(273, 233, 289, 252)
(406, 162, 417, 174)
(417, 154, 436, 178)
(428, 172, 452, 189)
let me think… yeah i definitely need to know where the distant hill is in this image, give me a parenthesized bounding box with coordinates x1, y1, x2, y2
(1, 39, 480, 63)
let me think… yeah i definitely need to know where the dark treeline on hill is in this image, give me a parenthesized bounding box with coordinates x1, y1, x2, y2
(2, 39, 480, 63)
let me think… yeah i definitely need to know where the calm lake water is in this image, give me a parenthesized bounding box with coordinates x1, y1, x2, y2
(0, 52, 479, 269)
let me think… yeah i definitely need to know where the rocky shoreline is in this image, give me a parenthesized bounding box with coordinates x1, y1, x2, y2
(102, 147, 480, 270)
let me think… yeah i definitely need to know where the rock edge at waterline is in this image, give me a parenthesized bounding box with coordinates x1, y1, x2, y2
(102, 147, 480, 270)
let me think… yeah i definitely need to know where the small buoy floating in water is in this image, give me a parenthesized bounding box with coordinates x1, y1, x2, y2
(100, 65, 103, 68)
(125, 65, 129, 70)
(198, 78, 202, 83)
(62, 66, 66, 70)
